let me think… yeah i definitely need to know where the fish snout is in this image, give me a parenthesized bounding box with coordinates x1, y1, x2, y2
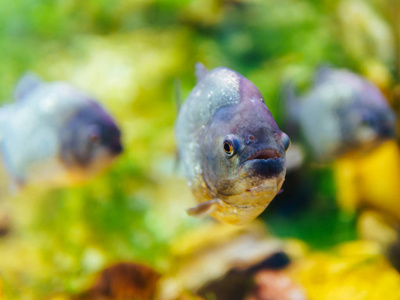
(240, 149, 285, 179)
(379, 121, 396, 139)
(102, 124, 123, 156)
(109, 139, 123, 155)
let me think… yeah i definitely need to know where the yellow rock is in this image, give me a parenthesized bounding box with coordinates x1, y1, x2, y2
(357, 210, 398, 247)
(291, 240, 400, 300)
(334, 140, 400, 220)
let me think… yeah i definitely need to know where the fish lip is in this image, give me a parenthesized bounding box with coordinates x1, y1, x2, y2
(110, 142, 123, 155)
(238, 148, 285, 173)
(244, 148, 282, 162)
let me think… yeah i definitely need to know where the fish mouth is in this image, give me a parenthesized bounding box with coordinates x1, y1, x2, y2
(239, 148, 285, 179)
(109, 141, 123, 155)
(245, 149, 282, 162)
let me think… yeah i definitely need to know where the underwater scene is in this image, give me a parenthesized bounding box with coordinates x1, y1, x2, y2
(1, 0, 400, 299)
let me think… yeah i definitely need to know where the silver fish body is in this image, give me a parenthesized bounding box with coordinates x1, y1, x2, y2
(0, 73, 122, 188)
(176, 64, 290, 225)
(286, 67, 396, 163)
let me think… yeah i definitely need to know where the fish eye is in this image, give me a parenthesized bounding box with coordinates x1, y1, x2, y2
(222, 135, 239, 158)
(89, 133, 100, 143)
(281, 133, 291, 151)
(223, 141, 233, 155)
(360, 113, 377, 128)
(88, 126, 101, 144)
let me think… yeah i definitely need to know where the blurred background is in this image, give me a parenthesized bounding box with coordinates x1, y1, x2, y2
(1, 0, 400, 299)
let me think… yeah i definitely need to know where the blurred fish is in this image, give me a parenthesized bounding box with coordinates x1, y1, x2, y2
(176, 63, 290, 225)
(0, 73, 122, 190)
(286, 66, 396, 163)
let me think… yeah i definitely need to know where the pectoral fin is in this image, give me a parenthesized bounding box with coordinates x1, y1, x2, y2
(186, 199, 221, 217)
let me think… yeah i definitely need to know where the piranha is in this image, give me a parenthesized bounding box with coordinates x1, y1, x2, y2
(285, 66, 396, 163)
(176, 64, 290, 225)
(0, 73, 122, 190)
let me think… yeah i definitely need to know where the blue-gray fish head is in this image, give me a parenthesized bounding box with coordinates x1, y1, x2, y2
(337, 99, 396, 156)
(310, 68, 396, 159)
(201, 72, 290, 205)
(60, 100, 122, 178)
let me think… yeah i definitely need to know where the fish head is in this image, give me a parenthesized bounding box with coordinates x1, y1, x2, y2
(331, 73, 397, 157)
(201, 78, 290, 207)
(59, 101, 122, 181)
(341, 104, 396, 152)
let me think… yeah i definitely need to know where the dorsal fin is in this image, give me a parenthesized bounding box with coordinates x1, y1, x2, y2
(174, 78, 182, 113)
(281, 80, 301, 137)
(282, 80, 300, 122)
(195, 63, 209, 83)
(13, 72, 44, 101)
(173, 78, 183, 171)
(314, 65, 333, 85)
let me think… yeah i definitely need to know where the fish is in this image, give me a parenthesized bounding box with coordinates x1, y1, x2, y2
(175, 63, 290, 225)
(285, 66, 396, 163)
(0, 73, 122, 190)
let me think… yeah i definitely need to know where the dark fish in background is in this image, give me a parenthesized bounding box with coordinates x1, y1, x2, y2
(176, 63, 290, 225)
(285, 66, 396, 164)
(270, 66, 397, 219)
(273, 67, 398, 250)
(0, 73, 122, 190)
